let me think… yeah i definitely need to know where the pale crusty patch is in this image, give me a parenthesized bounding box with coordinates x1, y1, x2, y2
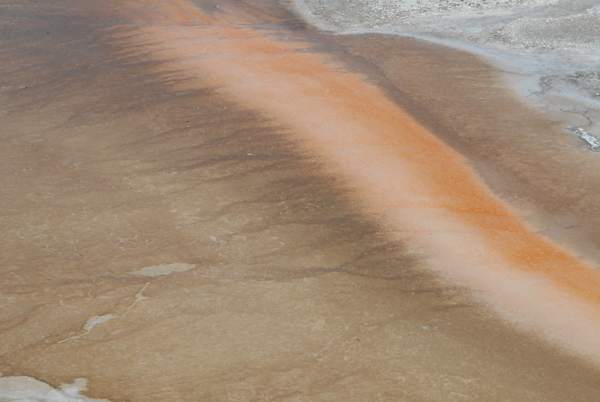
(129, 263, 196, 277)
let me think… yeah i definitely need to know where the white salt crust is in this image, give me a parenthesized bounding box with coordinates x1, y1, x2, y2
(0, 376, 112, 402)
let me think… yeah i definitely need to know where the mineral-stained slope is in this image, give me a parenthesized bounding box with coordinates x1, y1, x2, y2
(1, 1, 600, 401)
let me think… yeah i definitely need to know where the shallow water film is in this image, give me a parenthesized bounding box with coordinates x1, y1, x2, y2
(1, 0, 600, 401)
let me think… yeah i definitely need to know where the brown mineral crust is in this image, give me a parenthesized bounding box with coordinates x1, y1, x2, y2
(123, 3, 600, 310)
(1, 1, 600, 401)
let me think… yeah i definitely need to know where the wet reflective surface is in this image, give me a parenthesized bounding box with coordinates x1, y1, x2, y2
(1, 1, 600, 400)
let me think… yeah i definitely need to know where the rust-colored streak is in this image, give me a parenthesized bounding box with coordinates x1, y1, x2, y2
(6, 0, 600, 398)
(132, 2, 600, 317)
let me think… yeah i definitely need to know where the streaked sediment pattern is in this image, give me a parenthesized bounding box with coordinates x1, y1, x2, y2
(1, 0, 600, 401)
